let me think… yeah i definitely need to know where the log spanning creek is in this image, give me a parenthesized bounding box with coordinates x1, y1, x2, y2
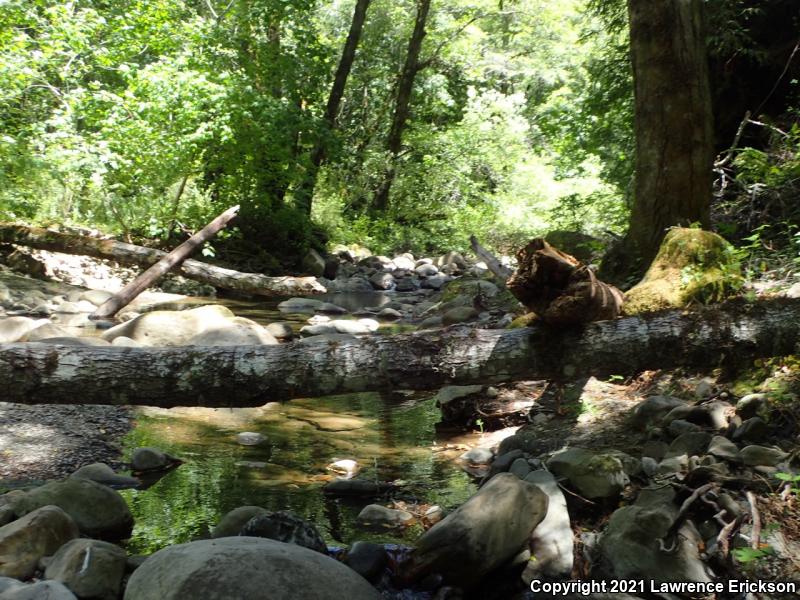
(113, 292, 486, 554)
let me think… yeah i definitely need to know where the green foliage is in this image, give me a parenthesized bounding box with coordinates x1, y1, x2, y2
(732, 545, 774, 564)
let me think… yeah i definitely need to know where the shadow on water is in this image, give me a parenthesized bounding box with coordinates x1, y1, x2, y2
(120, 392, 479, 554)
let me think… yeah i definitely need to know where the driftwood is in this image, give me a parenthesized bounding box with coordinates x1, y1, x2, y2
(0, 223, 326, 297)
(92, 206, 240, 319)
(1, 298, 799, 407)
(469, 235, 513, 280)
(507, 238, 624, 326)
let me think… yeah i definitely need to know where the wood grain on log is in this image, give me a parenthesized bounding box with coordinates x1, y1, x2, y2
(1, 298, 798, 407)
(0, 223, 326, 297)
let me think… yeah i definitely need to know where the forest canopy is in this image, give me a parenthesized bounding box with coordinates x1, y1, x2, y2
(0, 0, 798, 273)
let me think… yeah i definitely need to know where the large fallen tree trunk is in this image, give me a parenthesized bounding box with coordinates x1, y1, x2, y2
(0, 223, 326, 297)
(1, 298, 798, 407)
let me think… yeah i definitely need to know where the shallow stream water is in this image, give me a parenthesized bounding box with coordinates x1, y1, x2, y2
(120, 392, 483, 555)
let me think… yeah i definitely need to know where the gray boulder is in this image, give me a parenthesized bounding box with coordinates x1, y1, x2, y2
(406, 473, 548, 588)
(631, 396, 685, 430)
(0, 506, 79, 579)
(369, 272, 395, 291)
(442, 306, 479, 325)
(707, 436, 740, 462)
(664, 432, 711, 459)
(357, 505, 413, 528)
(547, 448, 629, 499)
(70, 463, 140, 489)
(212, 506, 269, 539)
(0, 578, 76, 600)
(599, 487, 713, 583)
(131, 447, 174, 472)
(10, 479, 133, 541)
(266, 322, 294, 340)
(101, 305, 235, 346)
(239, 512, 327, 554)
(521, 471, 573, 580)
(344, 542, 387, 584)
(45, 538, 127, 600)
(185, 317, 277, 346)
(0, 317, 48, 343)
(123, 537, 380, 600)
(739, 445, 790, 466)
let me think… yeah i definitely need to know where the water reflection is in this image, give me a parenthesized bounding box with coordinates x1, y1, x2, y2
(121, 393, 478, 554)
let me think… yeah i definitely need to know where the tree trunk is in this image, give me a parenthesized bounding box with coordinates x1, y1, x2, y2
(1, 298, 797, 407)
(91, 206, 240, 319)
(372, 0, 432, 212)
(295, 0, 372, 215)
(0, 223, 326, 297)
(469, 235, 513, 281)
(613, 0, 714, 277)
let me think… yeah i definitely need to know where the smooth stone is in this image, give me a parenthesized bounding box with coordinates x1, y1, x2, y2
(736, 393, 769, 419)
(667, 419, 702, 437)
(131, 447, 173, 472)
(641, 457, 659, 477)
(509, 458, 532, 479)
(0, 317, 48, 343)
(55, 302, 81, 314)
(185, 317, 277, 346)
(277, 298, 323, 312)
(739, 445, 790, 466)
(111, 336, 141, 347)
(80, 290, 114, 306)
(631, 396, 685, 430)
(327, 459, 360, 479)
(377, 307, 402, 320)
(70, 463, 140, 489)
(23, 323, 70, 342)
(434, 385, 483, 406)
(236, 432, 266, 446)
(101, 305, 235, 346)
(442, 306, 479, 325)
(459, 447, 494, 465)
(9, 479, 133, 542)
(547, 448, 629, 499)
(123, 537, 381, 600)
(45, 538, 127, 600)
(266, 322, 294, 340)
(407, 473, 548, 589)
(0, 578, 76, 599)
(656, 454, 689, 477)
(732, 417, 767, 443)
(211, 506, 269, 539)
(238, 512, 327, 554)
(357, 505, 413, 527)
(344, 541, 387, 584)
(707, 436, 740, 461)
(0, 506, 79, 579)
(664, 432, 711, 459)
(522, 470, 573, 579)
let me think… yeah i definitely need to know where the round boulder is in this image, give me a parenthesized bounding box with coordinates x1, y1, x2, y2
(123, 537, 381, 600)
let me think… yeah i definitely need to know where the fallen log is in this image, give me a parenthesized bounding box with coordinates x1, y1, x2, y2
(92, 205, 240, 319)
(0, 223, 326, 297)
(1, 298, 798, 407)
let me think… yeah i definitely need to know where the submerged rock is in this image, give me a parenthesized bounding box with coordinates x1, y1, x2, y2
(239, 512, 327, 554)
(211, 506, 269, 539)
(123, 537, 381, 600)
(70, 463, 139, 489)
(357, 505, 413, 528)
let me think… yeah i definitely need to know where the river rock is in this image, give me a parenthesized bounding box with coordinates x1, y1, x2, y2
(186, 317, 277, 346)
(736, 393, 769, 419)
(131, 447, 174, 472)
(23, 322, 70, 342)
(211, 507, 269, 538)
(369, 272, 395, 291)
(407, 473, 548, 588)
(0, 317, 47, 343)
(418, 316, 443, 329)
(302, 249, 326, 277)
(123, 537, 380, 600)
(357, 505, 413, 527)
(111, 336, 141, 347)
(631, 395, 685, 430)
(278, 298, 323, 312)
(0, 506, 79, 579)
(101, 305, 235, 346)
(392, 255, 416, 270)
(442, 306, 479, 325)
(599, 487, 713, 583)
(333, 319, 379, 334)
(509, 458, 532, 479)
(707, 436, 740, 461)
(327, 459, 360, 479)
(45, 538, 127, 600)
(80, 290, 114, 306)
(522, 470, 573, 580)
(739, 445, 790, 466)
(460, 447, 494, 465)
(317, 302, 348, 315)
(236, 432, 267, 446)
(9, 479, 133, 541)
(732, 417, 767, 443)
(415, 264, 439, 277)
(239, 512, 327, 554)
(344, 541, 387, 584)
(667, 419, 702, 437)
(70, 463, 140, 489)
(664, 432, 711, 459)
(266, 322, 294, 340)
(377, 307, 402, 320)
(547, 448, 629, 499)
(0, 578, 77, 600)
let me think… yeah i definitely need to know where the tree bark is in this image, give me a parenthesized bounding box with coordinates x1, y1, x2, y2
(614, 0, 714, 276)
(507, 239, 624, 326)
(2, 298, 798, 407)
(295, 0, 372, 215)
(0, 223, 326, 297)
(372, 0, 432, 212)
(91, 206, 240, 319)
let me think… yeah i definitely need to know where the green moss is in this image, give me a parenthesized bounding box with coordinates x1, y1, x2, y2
(508, 312, 538, 329)
(624, 228, 743, 315)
